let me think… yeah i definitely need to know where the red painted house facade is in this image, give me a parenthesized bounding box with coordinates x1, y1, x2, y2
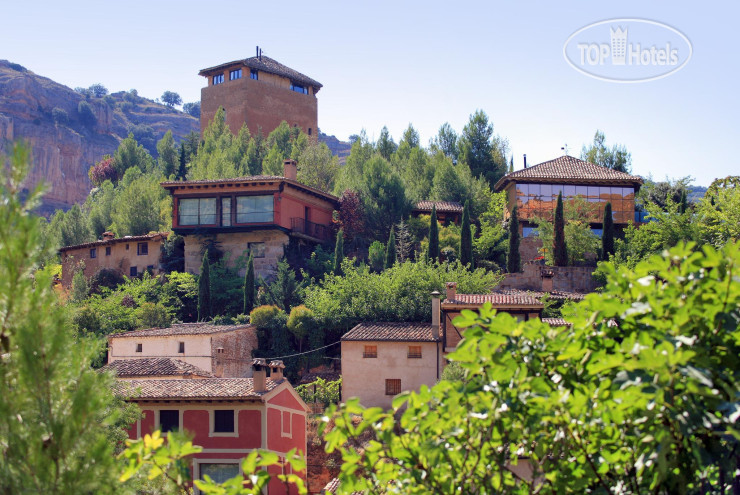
(115, 360, 309, 493)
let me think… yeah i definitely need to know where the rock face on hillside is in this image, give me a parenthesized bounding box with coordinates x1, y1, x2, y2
(318, 131, 351, 165)
(0, 60, 199, 215)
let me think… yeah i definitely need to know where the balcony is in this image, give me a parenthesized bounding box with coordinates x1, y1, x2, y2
(291, 218, 331, 242)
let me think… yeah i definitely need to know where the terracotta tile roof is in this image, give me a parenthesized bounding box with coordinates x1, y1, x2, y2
(494, 155, 643, 191)
(114, 377, 280, 400)
(443, 292, 544, 307)
(199, 55, 322, 90)
(496, 288, 587, 301)
(342, 322, 438, 342)
(413, 201, 464, 213)
(100, 358, 214, 378)
(59, 232, 168, 253)
(542, 318, 572, 327)
(110, 323, 253, 339)
(324, 478, 341, 493)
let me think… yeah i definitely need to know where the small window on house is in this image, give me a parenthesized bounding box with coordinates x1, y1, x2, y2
(105, 246, 111, 256)
(126, 244, 129, 250)
(250, 69, 258, 80)
(282, 410, 291, 436)
(229, 69, 242, 80)
(363, 345, 377, 358)
(308, 128, 312, 136)
(136, 343, 142, 353)
(247, 242, 265, 258)
(178, 342, 185, 354)
(408, 346, 422, 359)
(137, 242, 148, 255)
(159, 410, 179, 432)
(385, 379, 401, 396)
(217, 347, 224, 354)
(199, 463, 239, 484)
(221, 197, 232, 227)
(90, 248, 97, 258)
(129, 266, 138, 277)
(213, 74, 224, 85)
(146, 265, 154, 274)
(290, 83, 308, 94)
(213, 410, 235, 433)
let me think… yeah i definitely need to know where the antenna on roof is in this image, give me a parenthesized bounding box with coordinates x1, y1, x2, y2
(523, 154, 527, 168)
(561, 144, 569, 155)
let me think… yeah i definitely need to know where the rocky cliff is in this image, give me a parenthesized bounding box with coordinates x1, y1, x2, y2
(0, 60, 199, 215)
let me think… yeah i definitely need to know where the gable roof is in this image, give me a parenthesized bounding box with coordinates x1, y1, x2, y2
(114, 377, 280, 401)
(443, 292, 544, 308)
(59, 232, 168, 253)
(412, 201, 464, 213)
(494, 155, 643, 191)
(199, 55, 322, 90)
(495, 288, 587, 302)
(110, 323, 253, 339)
(101, 358, 214, 378)
(342, 322, 438, 342)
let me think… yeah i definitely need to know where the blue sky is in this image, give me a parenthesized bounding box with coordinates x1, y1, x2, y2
(3, 1, 737, 186)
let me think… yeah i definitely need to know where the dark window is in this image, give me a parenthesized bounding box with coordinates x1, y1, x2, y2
(250, 69, 258, 80)
(407, 346, 422, 358)
(385, 379, 401, 396)
(363, 345, 377, 358)
(130, 266, 138, 277)
(229, 69, 242, 80)
(199, 463, 239, 484)
(248, 242, 265, 258)
(105, 246, 111, 256)
(137, 242, 148, 255)
(213, 74, 224, 85)
(90, 248, 97, 258)
(136, 343, 142, 353)
(214, 410, 235, 433)
(178, 342, 185, 353)
(125, 244, 129, 250)
(146, 265, 154, 274)
(179, 198, 217, 226)
(308, 128, 312, 136)
(159, 410, 179, 432)
(236, 195, 273, 223)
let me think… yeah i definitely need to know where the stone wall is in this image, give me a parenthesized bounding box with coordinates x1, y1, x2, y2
(520, 236, 542, 262)
(500, 263, 599, 293)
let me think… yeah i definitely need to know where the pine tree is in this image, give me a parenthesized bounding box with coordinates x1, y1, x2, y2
(553, 192, 568, 266)
(460, 200, 473, 267)
(243, 253, 255, 315)
(679, 189, 688, 214)
(198, 251, 212, 321)
(177, 143, 187, 180)
(426, 206, 439, 262)
(601, 202, 615, 261)
(384, 227, 396, 269)
(333, 230, 344, 275)
(507, 206, 521, 272)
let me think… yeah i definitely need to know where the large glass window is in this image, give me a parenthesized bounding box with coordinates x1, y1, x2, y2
(236, 196, 273, 223)
(229, 69, 242, 80)
(159, 410, 179, 432)
(199, 463, 239, 484)
(221, 197, 232, 227)
(179, 198, 217, 226)
(213, 74, 224, 85)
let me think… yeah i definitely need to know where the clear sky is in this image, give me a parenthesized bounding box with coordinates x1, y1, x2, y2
(2, 1, 737, 186)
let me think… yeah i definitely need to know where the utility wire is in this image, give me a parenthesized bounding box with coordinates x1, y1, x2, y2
(264, 340, 341, 362)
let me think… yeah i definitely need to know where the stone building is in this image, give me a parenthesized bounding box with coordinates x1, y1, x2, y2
(161, 160, 339, 279)
(198, 48, 321, 138)
(59, 231, 168, 288)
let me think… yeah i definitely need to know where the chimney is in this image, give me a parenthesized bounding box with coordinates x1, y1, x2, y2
(214, 347, 225, 377)
(252, 358, 267, 393)
(431, 290, 441, 340)
(541, 268, 554, 292)
(102, 231, 115, 241)
(269, 360, 286, 382)
(523, 154, 527, 168)
(283, 159, 297, 180)
(445, 282, 457, 301)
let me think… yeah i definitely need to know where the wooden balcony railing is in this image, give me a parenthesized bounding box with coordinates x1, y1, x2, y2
(290, 218, 331, 242)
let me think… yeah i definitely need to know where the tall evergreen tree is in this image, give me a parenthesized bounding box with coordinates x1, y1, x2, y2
(679, 190, 688, 214)
(553, 192, 568, 266)
(177, 142, 188, 179)
(243, 253, 255, 315)
(333, 230, 345, 275)
(507, 206, 521, 272)
(509, 156, 514, 173)
(384, 227, 396, 269)
(601, 202, 615, 261)
(460, 200, 473, 267)
(426, 206, 439, 262)
(197, 252, 212, 321)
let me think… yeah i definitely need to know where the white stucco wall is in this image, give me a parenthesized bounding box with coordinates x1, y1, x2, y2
(108, 334, 215, 372)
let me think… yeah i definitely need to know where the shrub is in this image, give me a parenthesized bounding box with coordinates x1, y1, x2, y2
(52, 107, 69, 125)
(183, 102, 200, 118)
(249, 305, 285, 329)
(88, 156, 117, 187)
(89, 268, 125, 294)
(138, 302, 172, 329)
(296, 377, 341, 406)
(77, 100, 97, 127)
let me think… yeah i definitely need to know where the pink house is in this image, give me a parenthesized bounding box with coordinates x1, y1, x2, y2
(116, 359, 309, 494)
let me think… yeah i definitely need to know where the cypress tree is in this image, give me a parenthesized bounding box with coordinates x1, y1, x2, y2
(426, 206, 439, 262)
(460, 200, 473, 267)
(602, 202, 615, 261)
(333, 230, 345, 275)
(679, 189, 688, 214)
(553, 192, 568, 266)
(177, 143, 187, 180)
(507, 206, 521, 272)
(197, 251, 212, 321)
(243, 253, 255, 315)
(384, 227, 396, 269)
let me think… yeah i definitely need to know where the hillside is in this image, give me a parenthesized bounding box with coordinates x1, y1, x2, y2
(0, 60, 199, 215)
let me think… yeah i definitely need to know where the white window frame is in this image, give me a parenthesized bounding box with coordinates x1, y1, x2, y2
(209, 409, 239, 438)
(155, 408, 183, 436)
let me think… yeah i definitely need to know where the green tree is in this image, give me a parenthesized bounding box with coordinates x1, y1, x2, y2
(431, 122, 458, 160)
(679, 189, 688, 214)
(385, 228, 396, 269)
(426, 205, 439, 262)
(296, 141, 338, 192)
(553, 192, 568, 266)
(110, 168, 170, 236)
(85, 180, 115, 237)
(368, 240, 385, 272)
(400, 123, 420, 149)
(264, 260, 303, 312)
(333, 230, 344, 275)
(459, 201, 473, 267)
(430, 157, 465, 203)
(71, 268, 89, 303)
(197, 252, 212, 321)
(182, 101, 200, 118)
(399, 147, 434, 203)
(160, 91, 182, 108)
(601, 201, 614, 260)
(457, 109, 508, 187)
(360, 156, 410, 239)
(156, 130, 178, 178)
(53, 203, 93, 247)
(77, 100, 97, 127)
(243, 253, 255, 315)
(507, 205, 521, 272)
(580, 129, 632, 173)
(533, 196, 599, 266)
(113, 133, 155, 177)
(375, 126, 397, 160)
(286, 305, 314, 353)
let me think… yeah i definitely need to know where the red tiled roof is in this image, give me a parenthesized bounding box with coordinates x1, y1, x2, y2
(542, 318, 571, 327)
(443, 292, 544, 307)
(101, 358, 214, 378)
(199, 55, 322, 90)
(342, 322, 438, 342)
(114, 377, 280, 400)
(413, 201, 464, 213)
(496, 288, 587, 302)
(323, 478, 341, 493)
(494, 155, 643, 191)
(110, 323, 253, 339)
(59, 232, 168, 253)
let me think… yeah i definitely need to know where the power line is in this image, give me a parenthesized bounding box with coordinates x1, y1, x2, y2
(263, 340, 341, 362)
